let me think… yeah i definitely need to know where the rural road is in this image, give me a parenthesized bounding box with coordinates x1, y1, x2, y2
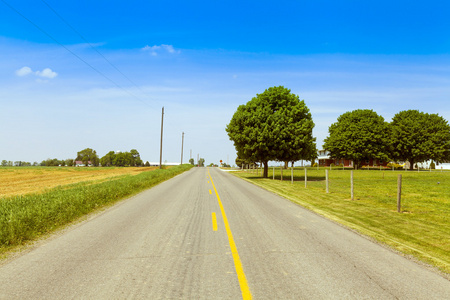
(0, 167, 449, 299)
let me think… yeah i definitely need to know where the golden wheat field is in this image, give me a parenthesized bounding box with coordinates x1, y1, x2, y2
(0, 167, 158, 198)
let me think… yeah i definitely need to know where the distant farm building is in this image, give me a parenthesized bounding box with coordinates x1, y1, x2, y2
(75, 160, 93, 167)
(317, 150, 388, 167)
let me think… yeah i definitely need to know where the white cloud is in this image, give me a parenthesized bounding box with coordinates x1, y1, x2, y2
(35, 68, 58, 79)
(15, 67, 58, 80)
(15, 66, 32, 76)
(142, 44, 180, 56)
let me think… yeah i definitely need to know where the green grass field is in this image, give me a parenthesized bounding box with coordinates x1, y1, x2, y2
(0, 164, 193, 255)
(234, 167, 450, 274)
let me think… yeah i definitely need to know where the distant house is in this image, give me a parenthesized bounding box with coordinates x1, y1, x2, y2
(317, 150, 388, 167)
(75, 160, 93, 167)
(318, 150, 335, 167)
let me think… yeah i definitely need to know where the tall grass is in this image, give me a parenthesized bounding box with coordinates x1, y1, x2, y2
(0, 164, 192, 252)
(235, 168, 450, 274)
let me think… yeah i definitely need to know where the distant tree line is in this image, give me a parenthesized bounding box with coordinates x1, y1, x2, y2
(324, 109, 450, 169)
(1, 148, 148, 167)
(99, 149, 143, 167)
(188, 158, 205, 167)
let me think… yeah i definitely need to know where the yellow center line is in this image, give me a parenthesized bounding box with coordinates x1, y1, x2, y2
(208, 168, 252, 300)
(212, 212, 218, 231)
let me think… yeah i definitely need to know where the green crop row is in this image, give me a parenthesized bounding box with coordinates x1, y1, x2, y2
(0, 164, 193, 252)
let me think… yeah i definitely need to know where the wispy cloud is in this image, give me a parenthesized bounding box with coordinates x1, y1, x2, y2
(15, 66, 32, 76)
(15, 66, 58, 80)
(141, 44, 180, 56)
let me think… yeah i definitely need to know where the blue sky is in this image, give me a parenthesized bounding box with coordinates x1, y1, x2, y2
(1, 1, 450, 165)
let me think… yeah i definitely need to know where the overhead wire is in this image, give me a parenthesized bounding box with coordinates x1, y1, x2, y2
(1, 0, 151, 108)
(39, 0, 148, 96)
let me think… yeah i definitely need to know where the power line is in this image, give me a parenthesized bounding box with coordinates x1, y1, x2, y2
(39, 0, 147, 96)
(1, 0, 151, 107)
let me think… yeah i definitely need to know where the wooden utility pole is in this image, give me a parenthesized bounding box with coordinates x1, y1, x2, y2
(159, 107, 164, 169)
(180, 132, 184, 165)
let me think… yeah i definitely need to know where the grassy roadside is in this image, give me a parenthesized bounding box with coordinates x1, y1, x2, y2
(233, 168, 450, 275)
(0, 164, 193, 254)
(0, 166, 158, 198)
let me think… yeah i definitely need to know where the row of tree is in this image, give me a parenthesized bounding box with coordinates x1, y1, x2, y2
(99, 150, 143, 167)
(227, 86, 450, 177)
(324, 109, 450, 169)
(76, 148, 144, 167)
(1, 159, 75, 167)
(2, 148, 147, 167)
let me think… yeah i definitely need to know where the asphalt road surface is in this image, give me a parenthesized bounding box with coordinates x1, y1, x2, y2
(0, 167, 449, 299)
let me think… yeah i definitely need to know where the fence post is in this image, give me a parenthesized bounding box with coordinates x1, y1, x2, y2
(351, 170, 354, 200)
(291, 167, 293, 184)
(326, 169, 329, 193)
(305, 168, 307, 188)
(397, 174, 402, 213)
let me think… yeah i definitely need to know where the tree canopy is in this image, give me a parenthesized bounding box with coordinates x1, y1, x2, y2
(76, 148, 100, 166)
(390, 110, 450, 169)
(99, 149, 143, 167)
(323, 109, 390, 168)
(226, 86, 316, 177)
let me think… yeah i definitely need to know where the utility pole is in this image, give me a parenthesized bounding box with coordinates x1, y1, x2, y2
(180, 132, 184, 165)
(159, 106, 164, 169)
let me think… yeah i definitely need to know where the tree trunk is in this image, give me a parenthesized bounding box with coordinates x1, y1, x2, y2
(284, 161, 289, 169)
(409, 159, 414, 170)
(263, 161, 269, 178)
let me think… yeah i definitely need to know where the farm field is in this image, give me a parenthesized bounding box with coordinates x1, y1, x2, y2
(0, 165, 192, 254)
(0, 166, 157, 198)
(234, 167, 450, 275)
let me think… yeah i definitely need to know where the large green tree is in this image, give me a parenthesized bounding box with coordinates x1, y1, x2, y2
(390, 110, 450, 169)
(323, 109, 390, 168)
(129, 149, 143, 166)
(226, 86, 316, 177)
(76, 148, 99, 166)
(100, 151, 116, 167)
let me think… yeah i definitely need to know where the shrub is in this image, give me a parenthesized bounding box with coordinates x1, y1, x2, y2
(430, 161, 436, 169)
